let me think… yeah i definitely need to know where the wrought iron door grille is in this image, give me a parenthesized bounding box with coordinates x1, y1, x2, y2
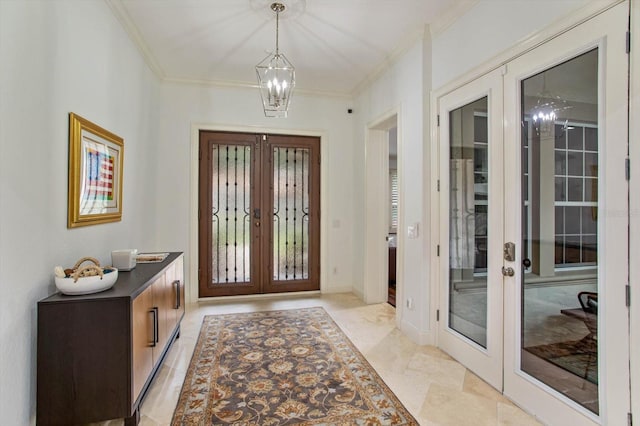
(273, 147, 310, 280)
(211, 145, 251, 283)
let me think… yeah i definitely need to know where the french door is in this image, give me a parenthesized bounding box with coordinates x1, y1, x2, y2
(438, 2, 630, 424)
(438, 68, 505, 390)
(198, 131, 320, 297)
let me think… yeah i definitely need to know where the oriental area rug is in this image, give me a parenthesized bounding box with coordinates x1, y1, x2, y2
(525, 338, 598, 385)
(171, 307, 417, 425)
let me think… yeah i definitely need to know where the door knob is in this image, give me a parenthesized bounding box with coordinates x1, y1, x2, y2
(502, 266, 515, 277)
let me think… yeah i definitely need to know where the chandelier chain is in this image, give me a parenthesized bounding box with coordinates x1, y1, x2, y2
(275, 8, 279, 54)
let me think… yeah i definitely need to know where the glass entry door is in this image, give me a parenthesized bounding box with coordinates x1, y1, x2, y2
(502, 3, 630, 424)
(438, 68, 504, 390)
(198, 131, 320, 297)
(438, 2, 630, 423)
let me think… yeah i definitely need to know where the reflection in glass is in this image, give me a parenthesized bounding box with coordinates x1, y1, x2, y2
(273, 147, 310, 281)
(211, 145, 252, 284)
(520, 49, 599, 414)
(449, 97, 488, 348)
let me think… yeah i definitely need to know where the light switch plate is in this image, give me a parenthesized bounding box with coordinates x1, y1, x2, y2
(407, 223, 419, 239)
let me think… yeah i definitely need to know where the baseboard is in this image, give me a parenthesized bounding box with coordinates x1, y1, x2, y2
(400, 318, 434, 346)
(321, 284, 355, 294)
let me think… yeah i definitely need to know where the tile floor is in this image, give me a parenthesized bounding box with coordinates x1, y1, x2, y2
(93, 292, 542, 426)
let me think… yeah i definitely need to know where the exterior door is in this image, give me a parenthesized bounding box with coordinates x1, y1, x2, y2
(437, 2, 630, 424)
(198, 131, 320, 297)
(438, 68, 504, 390)
(503, 3, 629, 424)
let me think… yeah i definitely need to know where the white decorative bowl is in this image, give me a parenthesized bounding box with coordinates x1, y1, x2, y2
(55, 269, 118, 296)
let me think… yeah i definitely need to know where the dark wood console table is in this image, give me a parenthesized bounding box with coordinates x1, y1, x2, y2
(36, 252, 184, 425)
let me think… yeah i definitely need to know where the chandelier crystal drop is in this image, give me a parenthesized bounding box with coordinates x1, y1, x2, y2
(256, 2, 295, 118)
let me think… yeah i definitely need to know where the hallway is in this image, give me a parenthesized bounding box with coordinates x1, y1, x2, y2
(97, 293, 542, 425)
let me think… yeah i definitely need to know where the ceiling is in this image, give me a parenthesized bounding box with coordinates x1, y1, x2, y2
(109, 0, 475, 97)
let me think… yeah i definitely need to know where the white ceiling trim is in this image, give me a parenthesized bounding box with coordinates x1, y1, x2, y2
(163, 76, 352, 100)
(104, 0, 165, 79)
(429, 0, 479, 37)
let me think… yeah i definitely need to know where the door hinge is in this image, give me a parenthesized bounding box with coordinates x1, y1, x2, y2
(199, 148, 202, 161)
(626, 284, 631, 307)
(437, 179, 440, 192)
(437, 244, 440, 256)
(628, 412, 632, 426)
(437, 114, 440, 127)
(436, 309, 440, 322)
(198, 209, 201, 220)
(626, 31, 631, 54)
(625, 157, 630, 181)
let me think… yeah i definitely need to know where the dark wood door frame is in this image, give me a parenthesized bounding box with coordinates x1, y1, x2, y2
(198, 130, 320, 298)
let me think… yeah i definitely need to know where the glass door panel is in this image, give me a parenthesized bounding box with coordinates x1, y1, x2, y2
(211, 144, 252, 284)
(449, 97, 489, 348)
(519, 49, 599, 414)
(272, 146, 310, 281)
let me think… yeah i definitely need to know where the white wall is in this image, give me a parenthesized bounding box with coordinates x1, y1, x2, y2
(155, 82, 359, 299)
(0, 1, 161, 424)
(432, 0, 591, 90)
(354, 38, 431, 342)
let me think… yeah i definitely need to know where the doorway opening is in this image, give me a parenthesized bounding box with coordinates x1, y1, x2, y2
(388, 127, 398, 307)
(364, 112, 400, 310)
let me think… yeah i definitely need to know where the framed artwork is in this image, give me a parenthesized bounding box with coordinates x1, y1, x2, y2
(67, 113, 124, 228)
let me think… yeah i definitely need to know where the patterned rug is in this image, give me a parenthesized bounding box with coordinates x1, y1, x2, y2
(525, 337, 598, 384)
(172, 307, 417, 425)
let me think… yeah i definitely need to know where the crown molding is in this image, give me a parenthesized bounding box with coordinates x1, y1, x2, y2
(349, 1, 479, 98)
(429, 0, 479, 37)
(350, 27, 425, 98)
(104, 0, 165, 79)
(104, 0, 475, 101)
(163, 77, 352, 100)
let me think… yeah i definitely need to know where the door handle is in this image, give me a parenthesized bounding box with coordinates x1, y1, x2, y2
(502, 266, 515, 277)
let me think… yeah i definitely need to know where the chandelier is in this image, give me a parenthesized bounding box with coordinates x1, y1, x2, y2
(530, 71, 571, 136)
(255, 2, 295, 118)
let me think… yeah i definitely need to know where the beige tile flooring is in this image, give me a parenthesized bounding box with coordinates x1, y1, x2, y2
(94, 292, 542, 426)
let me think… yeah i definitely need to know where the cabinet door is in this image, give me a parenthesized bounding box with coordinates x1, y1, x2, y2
(132, 285, 154, 402)
(165, 256, 185, 327)
(152, 274, 170, 362)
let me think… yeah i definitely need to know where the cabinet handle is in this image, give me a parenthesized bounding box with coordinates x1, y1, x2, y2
(150, 308, 157, 347)
(173, 280, 181, 309)
(154, 307, 159, 344)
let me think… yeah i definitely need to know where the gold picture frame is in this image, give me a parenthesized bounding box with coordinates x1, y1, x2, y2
(67, 113, 124, 228)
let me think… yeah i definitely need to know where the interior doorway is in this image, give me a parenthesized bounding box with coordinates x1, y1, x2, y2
(198, 130, 321, 297)
(388, 127, 398, 306)
(364, 113, 400, 310)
